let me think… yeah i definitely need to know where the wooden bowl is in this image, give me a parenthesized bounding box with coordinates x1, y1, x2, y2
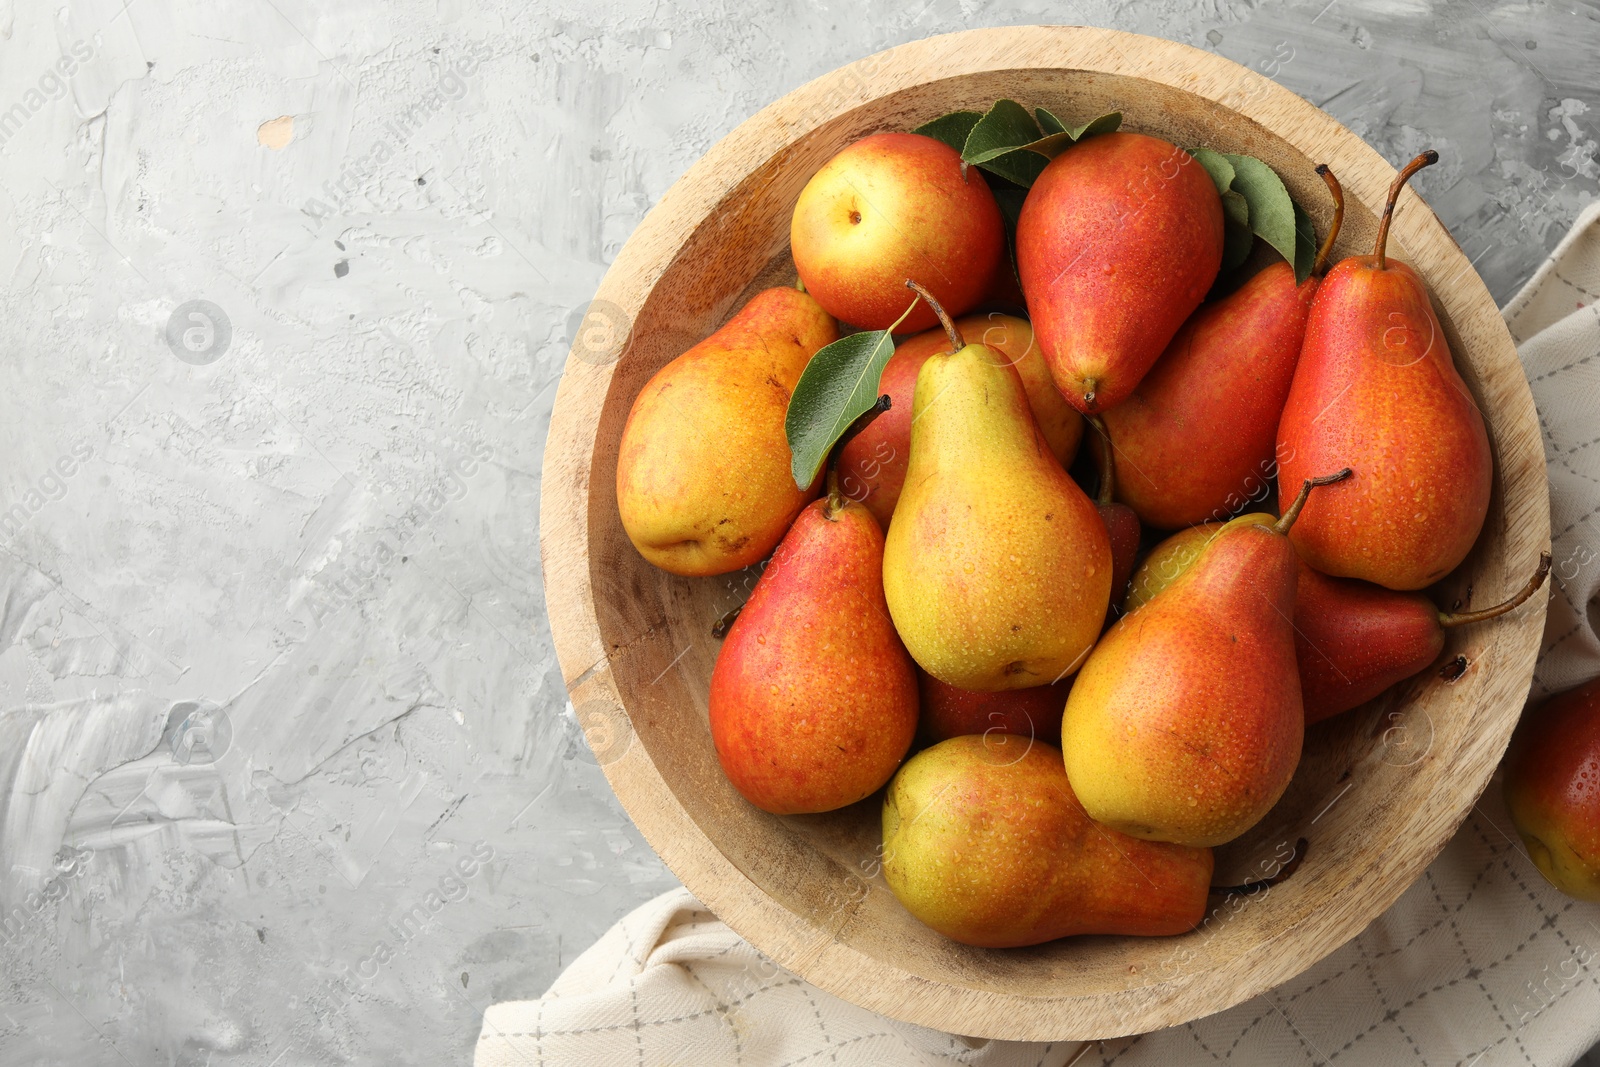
(540, 26, 1550, 1040)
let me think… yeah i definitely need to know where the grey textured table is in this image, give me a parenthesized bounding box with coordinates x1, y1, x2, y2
(0, 1, 1595, 1064)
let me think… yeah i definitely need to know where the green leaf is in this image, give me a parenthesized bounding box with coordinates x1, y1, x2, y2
(1221, 188, 1249, 228)
(974, 149, 1049, 186)
(914, 110, 982, 153)
(786, 298, 920, 490)
(1191, 148, 1235, 197)
(962, 99, 1042, 164)
(1069, 112, 1122, 140)
(1224, 153, 1298, 270)
(1292, 201, 1318, 285)
(1035, 106, 1068, 136)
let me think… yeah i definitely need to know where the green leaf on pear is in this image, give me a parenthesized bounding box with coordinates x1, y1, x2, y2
(961, 99, 1042, 165)
(1190, 148, 1235, 196)
(1292, 200, 1318, 285)
(785, 298, 920, 490)
(1221, 220, 1255, 272)
(1224, 153, 1298, 271)
(1035, 106, 1068, 136)
(1068, 111, 1122, 140)
(1221, 188, 1249, 229)
(914, 110, 983, 153)
(973, 149, 1050, 187)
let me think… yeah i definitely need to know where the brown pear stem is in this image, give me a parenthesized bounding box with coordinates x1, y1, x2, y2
(1373, 150, 1438, 271)
(1211, 839, 1308, 897)
(1087, 414, 1116, 506)
(1438, 553, 1551, 628)
(1271, 468, 1352, 536)
(1311, 164, 1344, 277)
(904, 279, 963, 352)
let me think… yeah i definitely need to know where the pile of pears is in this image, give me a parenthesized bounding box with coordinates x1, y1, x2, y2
(614, 123, 1548, 948)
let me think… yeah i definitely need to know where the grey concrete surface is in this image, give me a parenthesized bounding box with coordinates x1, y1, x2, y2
(0, 0, 1594, 1064)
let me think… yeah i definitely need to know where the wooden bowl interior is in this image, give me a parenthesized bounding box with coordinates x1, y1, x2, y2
(574, 56, 1538, 1031)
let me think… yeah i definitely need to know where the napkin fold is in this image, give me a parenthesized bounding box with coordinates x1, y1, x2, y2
(481, 202, 1600, 1067)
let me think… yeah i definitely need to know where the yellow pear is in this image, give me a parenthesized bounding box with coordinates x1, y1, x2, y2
(616, 287, 837, 576)
(882, 284, 1111, 691)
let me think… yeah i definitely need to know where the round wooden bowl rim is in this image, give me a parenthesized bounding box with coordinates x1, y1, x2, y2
(540, 25, 1551, 1040)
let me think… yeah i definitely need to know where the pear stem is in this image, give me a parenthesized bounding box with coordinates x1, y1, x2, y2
(1087, 414, 1116, 506)
(1211, 838, 1308, 897)
(1311, 164, 1344, 278)
(905, 279, 963, 352)
(795, 275, 807, 293)
(1438, 553, 1551, 628)
(1373, 150, 1438, 271)
(1271, 468, 1352, 536)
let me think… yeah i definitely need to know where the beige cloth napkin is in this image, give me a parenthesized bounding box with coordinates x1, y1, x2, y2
(479, 203, 1600, 1066)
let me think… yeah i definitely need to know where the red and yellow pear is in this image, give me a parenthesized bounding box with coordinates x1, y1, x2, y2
(1276, 151, 1492, 590)
(709, 486, 917, 815)
(883, 284, 1111, 692)
(1062, 472, 1348, 847)
(617, 287, 837, 575)
(1016, 132, 1225, 414)
(882, 735, 1214, 947)
(1504, 678, 1600, 902)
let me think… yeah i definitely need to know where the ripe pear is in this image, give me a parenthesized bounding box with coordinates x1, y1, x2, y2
(709, 491, 917, 814)
(617, 287, 838, 576)
(1096, 166, 1344, 529)
(1127, 528, 1549, 725)
(883, 286, 1111, 691)
(1124, 521, 1229, 614)
(915, 669, 1071, 747)
(836, 313, 1082, 528)
(1277, 151, 1492, 590)
(791, 132, 1003, 333)
(1062, 473, 1348, 847)
(1016, 132, 1225, 414)
(1503, 677, 1600, 902)
(1295, 555, 1548, 724)
(882, 734, 1213, 947)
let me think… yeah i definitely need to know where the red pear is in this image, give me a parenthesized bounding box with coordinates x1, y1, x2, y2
(1503, 678, 1600, 902)
(1297, 554, 1549, 724)
(916, 670, 1070, 747)
(1277, 151, 1492, 590)
(1016, 132, 1224, 414)
(709, 492, 917, 814)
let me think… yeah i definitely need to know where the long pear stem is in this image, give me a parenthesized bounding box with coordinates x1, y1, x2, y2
(1211, 838, 1308, 897)
(1311, 164, 1344, 278)
(1373, 150, 1438, 271)
(1438, 553, 1551, 628)
(1088, 414, 1116, 506)
(1272, 468, 1353, 536)
(904, 279, 963, 352)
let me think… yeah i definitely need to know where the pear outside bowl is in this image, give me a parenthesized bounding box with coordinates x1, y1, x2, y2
(539, 26, 1550, 1041)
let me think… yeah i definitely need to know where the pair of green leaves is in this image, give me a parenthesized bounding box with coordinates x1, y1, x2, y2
(914, 99, 1123, 188)
(1192, 148, 1319, 284)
